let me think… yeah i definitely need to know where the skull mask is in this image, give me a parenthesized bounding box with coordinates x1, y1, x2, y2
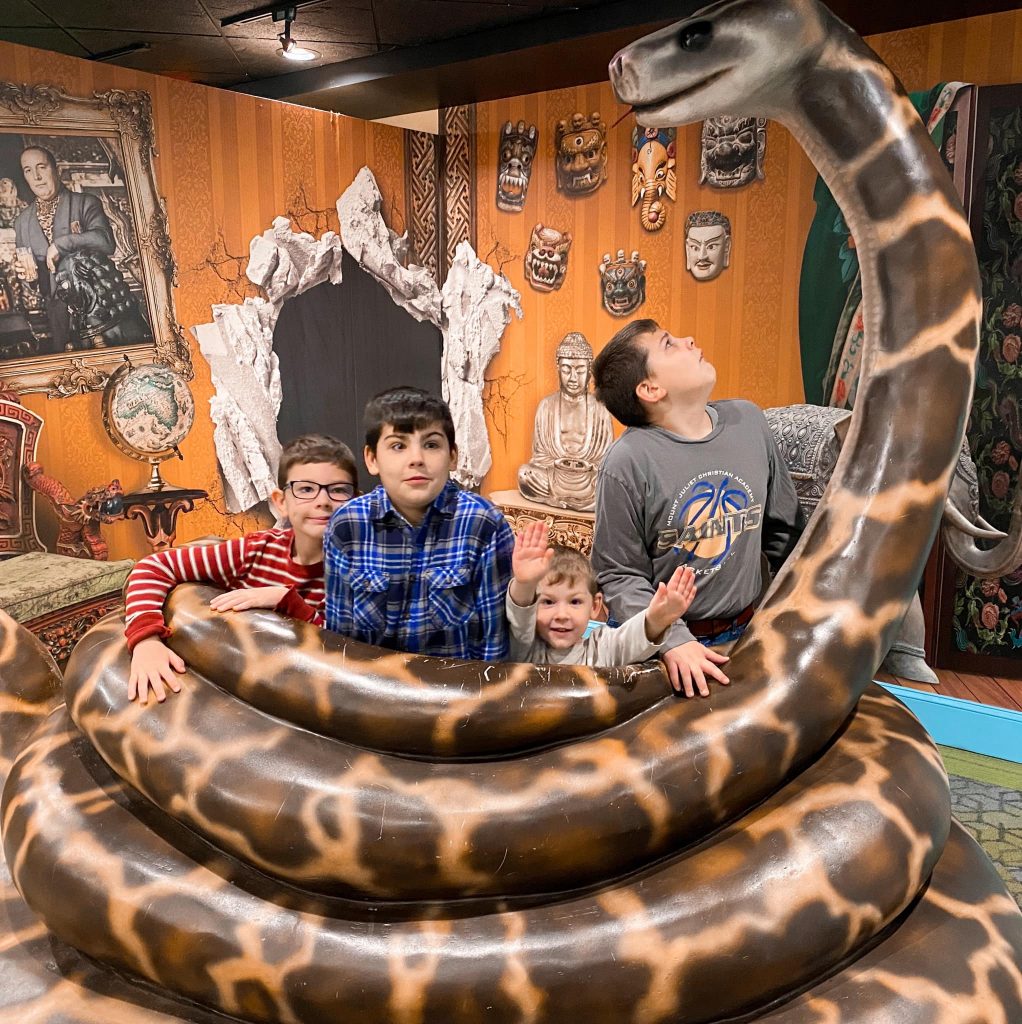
(631, 126, 676, 232)
(700, 116, 767, 189)
(599, 250, 646, 317)
(555, 112, 608, 196)
(496, 120, 538, 212)
(524, 223, 573, 292)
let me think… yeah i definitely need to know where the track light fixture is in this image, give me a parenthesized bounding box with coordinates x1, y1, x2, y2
(275, 7, 319, 62)
(220, 2, 323, 62)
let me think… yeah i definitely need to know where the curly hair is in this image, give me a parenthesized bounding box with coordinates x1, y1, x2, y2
(364, 386, 456, 453)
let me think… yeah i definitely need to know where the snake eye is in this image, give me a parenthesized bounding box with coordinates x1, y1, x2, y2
(678, 20, 713, 51)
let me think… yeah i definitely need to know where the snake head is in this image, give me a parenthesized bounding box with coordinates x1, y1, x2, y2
(610, 0, 829, 128)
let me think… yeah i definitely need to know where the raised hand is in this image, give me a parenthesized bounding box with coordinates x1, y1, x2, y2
(645, 566, 697, 639)
(509, 522, 555, 605)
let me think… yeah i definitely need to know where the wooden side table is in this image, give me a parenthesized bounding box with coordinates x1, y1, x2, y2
(489, 489, 595, 555)
(121, 487, 207, 553)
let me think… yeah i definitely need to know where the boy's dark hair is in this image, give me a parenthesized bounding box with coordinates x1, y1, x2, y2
(543, 545, 598, 597)
(277, 434, 358, 490)
(592, 318, 660, 427)
(364, 386, 457, 453)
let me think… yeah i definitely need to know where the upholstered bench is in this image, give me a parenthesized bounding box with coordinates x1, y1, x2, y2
(0, 551, 133, 668)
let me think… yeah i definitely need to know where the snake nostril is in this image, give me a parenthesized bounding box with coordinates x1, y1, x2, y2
(611, 54, 624, 78)
(677, 20, 713, 52)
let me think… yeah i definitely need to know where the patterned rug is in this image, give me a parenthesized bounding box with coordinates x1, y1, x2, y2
(942, 747, 1022, 906)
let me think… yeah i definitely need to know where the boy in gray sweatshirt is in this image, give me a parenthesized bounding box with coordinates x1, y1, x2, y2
(591, 318, 803, 699)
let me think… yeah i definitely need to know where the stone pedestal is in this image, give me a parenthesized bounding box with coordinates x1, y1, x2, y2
(490, 489, 595, 556)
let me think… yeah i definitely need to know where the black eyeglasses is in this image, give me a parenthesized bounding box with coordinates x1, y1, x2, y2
(285, 480, 355, 502)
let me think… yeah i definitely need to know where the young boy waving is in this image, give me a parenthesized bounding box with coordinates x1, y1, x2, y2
(324, 387, 514, 661)
(507, 522, 696, 666)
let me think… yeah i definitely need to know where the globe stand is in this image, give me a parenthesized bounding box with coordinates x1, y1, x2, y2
(101, 357, 204, 550)
(144, 446, 184, 492)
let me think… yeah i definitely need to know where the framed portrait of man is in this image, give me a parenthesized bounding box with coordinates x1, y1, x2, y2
(0, 82, 190, 396)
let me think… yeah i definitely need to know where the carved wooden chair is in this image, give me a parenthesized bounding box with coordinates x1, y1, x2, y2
(0, 390, 132, 667)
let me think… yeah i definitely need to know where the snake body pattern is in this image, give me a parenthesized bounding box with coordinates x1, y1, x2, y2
(1, 1, 1022, 1020)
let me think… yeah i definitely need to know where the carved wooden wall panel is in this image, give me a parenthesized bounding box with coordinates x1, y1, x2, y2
(404, 129, 441, 282)
(441, 105, 477, 275)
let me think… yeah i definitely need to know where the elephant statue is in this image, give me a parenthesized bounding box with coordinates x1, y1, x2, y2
(765, 404, 1022, 682)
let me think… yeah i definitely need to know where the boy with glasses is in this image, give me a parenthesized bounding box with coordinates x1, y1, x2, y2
(125, 433, 358, 705)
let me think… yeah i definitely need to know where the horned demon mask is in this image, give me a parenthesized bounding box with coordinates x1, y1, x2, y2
(555, 112, 608, 196)
(524, 224, 572, 292)
(599, 250, 646, 317)
(631, 126, 677, 231)
(496, 120, 538, 213)
(700, 116, 767, 189)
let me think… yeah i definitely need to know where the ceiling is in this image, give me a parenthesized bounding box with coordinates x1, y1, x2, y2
(3, 0, 1022, 119)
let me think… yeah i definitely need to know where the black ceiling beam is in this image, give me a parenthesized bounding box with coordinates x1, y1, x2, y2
(220, 0, 330, 28)
(231, 0, 699, 116)
(232, 0, 1022, 120)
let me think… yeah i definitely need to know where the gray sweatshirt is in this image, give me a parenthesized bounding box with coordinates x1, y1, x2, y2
(592, 400, 803, 650)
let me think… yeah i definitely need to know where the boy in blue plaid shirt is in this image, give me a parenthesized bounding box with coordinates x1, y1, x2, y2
(324, 387, 514, 660)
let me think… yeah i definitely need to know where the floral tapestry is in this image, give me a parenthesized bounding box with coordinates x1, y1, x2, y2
(953, 105, 1022, 655)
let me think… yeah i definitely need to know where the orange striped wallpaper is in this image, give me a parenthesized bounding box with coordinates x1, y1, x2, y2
(0, 39, 405, 561)
(7, 6, 1022, 556)
(476, 8, 1022, 495)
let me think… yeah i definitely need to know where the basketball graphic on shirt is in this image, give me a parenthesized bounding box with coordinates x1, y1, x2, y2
(667, 472, 761, 572)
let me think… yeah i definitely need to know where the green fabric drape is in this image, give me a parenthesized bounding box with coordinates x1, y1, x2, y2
(798, 83, 953, 404)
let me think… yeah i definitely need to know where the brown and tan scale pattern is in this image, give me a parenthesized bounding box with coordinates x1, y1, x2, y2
(1, 0, 1022, 1020)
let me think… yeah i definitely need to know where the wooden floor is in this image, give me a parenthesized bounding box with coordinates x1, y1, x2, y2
(874, 667, 1022, 712)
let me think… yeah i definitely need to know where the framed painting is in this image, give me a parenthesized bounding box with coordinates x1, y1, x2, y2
(0, 82, 190, 397)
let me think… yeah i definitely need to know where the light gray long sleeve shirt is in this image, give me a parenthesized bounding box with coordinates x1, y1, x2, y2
(506, 590, 663, 666)
(592, 400, 803, 651)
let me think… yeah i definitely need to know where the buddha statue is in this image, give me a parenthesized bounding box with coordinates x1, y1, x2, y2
(518, 333, 613, 512)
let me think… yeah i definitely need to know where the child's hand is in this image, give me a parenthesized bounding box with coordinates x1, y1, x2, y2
(128, 638, 185, 706)
(645, 566, 697, 640)
(662, 641, 730, 698)
(209, 586, 290, 612)
(512, 522, 554, 588)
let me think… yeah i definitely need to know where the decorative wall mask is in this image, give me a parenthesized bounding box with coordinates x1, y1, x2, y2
(518, 332, 612, 512)
(631, 126, 677, 231)
(599, 250, 646, 317)
(700, 116, 767, 189)
(524, 223, 572, 292)
(496, 120, 538, 213)
(685, 211, 732, 282)
(555, 112, 608, 196)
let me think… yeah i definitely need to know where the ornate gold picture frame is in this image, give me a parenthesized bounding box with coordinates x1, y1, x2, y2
(0, 82, 190, 397)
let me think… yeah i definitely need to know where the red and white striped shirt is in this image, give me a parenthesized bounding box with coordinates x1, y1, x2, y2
(123, 528, 324, 650)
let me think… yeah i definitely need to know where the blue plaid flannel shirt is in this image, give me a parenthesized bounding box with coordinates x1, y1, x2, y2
(323, 480, 514, 660)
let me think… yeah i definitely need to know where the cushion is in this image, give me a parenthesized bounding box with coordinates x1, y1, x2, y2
(0, 551, 133, 623)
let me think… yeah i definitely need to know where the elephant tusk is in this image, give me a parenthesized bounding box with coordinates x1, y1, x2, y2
(976, 514, 1003, 534)
(942, 499, 1006, 540)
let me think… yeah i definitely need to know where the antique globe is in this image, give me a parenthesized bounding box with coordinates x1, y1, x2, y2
(102, 358, 195, 491)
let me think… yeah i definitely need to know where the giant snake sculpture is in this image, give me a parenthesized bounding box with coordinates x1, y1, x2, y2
(2, 0, 1022, 1019)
